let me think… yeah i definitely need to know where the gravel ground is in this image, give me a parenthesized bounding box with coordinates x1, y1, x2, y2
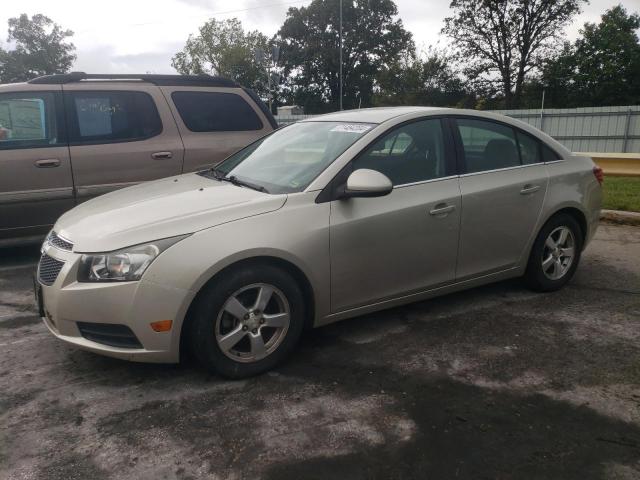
(1, 223, 639, 480)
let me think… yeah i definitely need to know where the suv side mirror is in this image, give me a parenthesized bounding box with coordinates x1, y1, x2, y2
(342, 169, 393, 199)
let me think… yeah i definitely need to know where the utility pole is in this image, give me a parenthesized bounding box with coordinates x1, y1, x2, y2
(339, 0, 343, 111)
(539, 87, 546, 131)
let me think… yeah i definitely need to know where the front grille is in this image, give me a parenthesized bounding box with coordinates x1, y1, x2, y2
(48, 231, 73, 251)
(38, 254, 65, 286)
(77, 322, 143, 349)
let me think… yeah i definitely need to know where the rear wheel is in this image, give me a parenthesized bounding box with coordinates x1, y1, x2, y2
(189, 265, 305, 378)
(524, 214, 583, 292)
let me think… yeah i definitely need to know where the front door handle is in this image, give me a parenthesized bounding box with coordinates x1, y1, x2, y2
(429, 203, 456, 216)
(151, 151, 173, 160)
(34, 158, 60, 168)
(520, 184, 541, 195)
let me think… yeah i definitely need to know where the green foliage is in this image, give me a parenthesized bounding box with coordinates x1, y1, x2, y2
(374, 48, 474, 108)
(542, 5, 640, 108)
(602, 176, 640, 212)
(275, 0, 414, 113)
(443, 0, 585, 108)
(172, 18, 270, 96)
(0, 14, 76, 83)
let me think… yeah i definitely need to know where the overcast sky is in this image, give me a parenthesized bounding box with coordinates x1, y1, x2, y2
(0, 0, 636, 74)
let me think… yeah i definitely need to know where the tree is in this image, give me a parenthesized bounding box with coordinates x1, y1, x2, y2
(275, 0, 414, 113)
(443, 0, 585, 108)
(375, 48, 473, 107)
(172, 18, 270, 96)
(542, 5, 640, 107)
(0, 14, 76, 83)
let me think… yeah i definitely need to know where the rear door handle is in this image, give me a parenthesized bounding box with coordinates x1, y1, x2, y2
(429, 203, 456, 216)
(34, 158, 60, 168)
(520, 184, 541, 195)
(151, 151, 173, 160)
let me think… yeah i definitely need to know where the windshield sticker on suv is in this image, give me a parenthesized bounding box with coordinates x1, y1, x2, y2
(330, 124, 373, 134)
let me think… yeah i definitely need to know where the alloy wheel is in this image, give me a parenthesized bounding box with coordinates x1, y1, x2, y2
(215, 283, 290, 363)
(541, 226, 575, 281)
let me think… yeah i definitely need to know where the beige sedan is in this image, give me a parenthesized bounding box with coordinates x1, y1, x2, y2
(36, 107, 602, 378)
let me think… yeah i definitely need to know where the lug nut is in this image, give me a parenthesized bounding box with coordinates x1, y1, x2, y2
(252, 329, 257, 334)
(242, 326, 248, 331)
(244, 314, 250, 320)
(259, 319, 265, 324)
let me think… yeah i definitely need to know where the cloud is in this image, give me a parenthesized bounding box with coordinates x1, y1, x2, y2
(73, 44, 182, 74)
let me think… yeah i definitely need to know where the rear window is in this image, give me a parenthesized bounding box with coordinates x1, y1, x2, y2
(172, 91, 263, 132)
(67, 91, 162, 144)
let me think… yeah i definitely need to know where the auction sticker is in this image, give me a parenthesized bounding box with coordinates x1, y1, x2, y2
(330, 124, 373, 133)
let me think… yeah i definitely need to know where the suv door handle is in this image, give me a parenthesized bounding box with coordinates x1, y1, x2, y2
(34, 158, 60, 168)
(151, 151, 173, 160)
(429, 203, 456, 216)
(520, 184, 541, 195)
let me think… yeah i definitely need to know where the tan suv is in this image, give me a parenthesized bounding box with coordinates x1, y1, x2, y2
(0, 72, 276, 246)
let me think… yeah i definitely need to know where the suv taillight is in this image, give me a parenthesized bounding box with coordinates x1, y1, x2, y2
(593, 166, 604, 186)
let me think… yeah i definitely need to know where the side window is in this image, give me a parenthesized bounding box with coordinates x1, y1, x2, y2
(171, 91, 263, 132)
(542, 144, 561, 162)
(516, 131, 541, 165)
(456, 118, 519, 173)
(353, 119, 448, 186)
(0, 92, 61, 149)
(68, 91, 162, 144)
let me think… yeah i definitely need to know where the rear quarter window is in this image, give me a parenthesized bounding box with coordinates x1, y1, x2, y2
(172, 91, 263, 132)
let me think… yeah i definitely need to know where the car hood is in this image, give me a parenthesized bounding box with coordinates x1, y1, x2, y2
(55, 173, 287, 252)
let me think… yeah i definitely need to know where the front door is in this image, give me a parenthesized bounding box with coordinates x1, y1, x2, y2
(0, 88, 74, 241)
(63, 84, 184, 202)
(330, 118, 460, 312)
(452, 117, 548, 280)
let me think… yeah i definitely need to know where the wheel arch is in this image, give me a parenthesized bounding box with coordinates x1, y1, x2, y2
(179, 255, 316, 359)
(543, 206, 588, 245)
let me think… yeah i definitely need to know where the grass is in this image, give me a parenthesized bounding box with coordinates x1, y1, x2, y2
(602, 176, 640, 212)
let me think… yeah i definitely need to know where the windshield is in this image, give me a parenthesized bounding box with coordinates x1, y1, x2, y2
(211, 121, 375, 194)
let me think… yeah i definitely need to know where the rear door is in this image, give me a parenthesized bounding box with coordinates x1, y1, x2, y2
(63, 83, 184, 202)
(452, 117, 548, 280)
(160, 87, 273, 172)
(0, 87, 74, 241)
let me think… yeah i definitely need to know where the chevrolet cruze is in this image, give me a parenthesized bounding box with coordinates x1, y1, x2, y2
(35, 107, 602, 378)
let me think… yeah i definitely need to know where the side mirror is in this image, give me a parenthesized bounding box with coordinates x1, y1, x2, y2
(342, 169, 393, 199)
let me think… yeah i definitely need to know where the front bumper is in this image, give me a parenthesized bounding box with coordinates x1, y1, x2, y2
(37, 243, 190, 363)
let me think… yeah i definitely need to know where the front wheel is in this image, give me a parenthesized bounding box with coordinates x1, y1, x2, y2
(524, 214, 583, 292)
(189, 265, 306, 378)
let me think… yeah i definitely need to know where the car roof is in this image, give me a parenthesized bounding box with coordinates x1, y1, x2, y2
(302, 106, 449, 124)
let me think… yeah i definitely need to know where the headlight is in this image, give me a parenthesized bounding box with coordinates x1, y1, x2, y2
(77, 235, 188, 282)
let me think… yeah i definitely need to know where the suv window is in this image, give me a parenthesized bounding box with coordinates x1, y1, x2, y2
(0, 92, 61, 149)
(67, 91, 162, 144)
(456, 118, 520, 173)
(171, 91, 263, 132)
(353, 119, 448, 186)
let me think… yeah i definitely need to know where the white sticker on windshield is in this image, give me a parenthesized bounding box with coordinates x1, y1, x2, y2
(330, 124, 373, 134)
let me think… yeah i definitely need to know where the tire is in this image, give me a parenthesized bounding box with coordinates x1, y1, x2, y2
(524, 213, 583, 292)
(189, 264, 305, 379)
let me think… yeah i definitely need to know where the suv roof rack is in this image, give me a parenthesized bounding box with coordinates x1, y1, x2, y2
(28, 72, 240, 88)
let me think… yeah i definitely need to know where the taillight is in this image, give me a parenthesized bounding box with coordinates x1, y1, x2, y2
(593, 166, 604, 185)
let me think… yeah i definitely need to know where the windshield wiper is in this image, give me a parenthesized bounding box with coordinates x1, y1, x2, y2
(226, 175, 269, 193)
(209, 169, 268, 193)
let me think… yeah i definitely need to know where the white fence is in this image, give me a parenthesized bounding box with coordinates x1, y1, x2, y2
(275, 105, 640, 154)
